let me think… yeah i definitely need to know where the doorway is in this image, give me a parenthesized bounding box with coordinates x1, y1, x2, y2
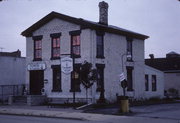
(29, 70, 44, 95)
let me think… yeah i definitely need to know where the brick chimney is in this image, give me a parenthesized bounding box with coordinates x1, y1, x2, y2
(149, 54, 154, 59)
(99, 1, 109, 25)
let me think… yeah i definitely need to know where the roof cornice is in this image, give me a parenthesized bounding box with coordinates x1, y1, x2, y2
(21, 11, 149, 40)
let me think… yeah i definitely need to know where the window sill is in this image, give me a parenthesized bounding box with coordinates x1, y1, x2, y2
(72, 55, 81, 58)
(51, 89, 62, 92)
(96, 56, 105, 59)
(127, 89, 134, 92)
(96, 88, 104, 92)
(127, 59, 133, 62)
(51, 57, 60, 60)
(33, 58, 42, 61)
(70, 89, 81, 92)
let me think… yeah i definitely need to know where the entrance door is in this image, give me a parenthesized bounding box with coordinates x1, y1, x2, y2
(29, 70, 44, 95)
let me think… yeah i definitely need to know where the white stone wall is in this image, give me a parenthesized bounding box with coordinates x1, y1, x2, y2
(144, 65, 164, 99)
(26, 17, 163, 103)
(26, 18, 94, 101)
(130, 39, 145, 99)
(93, 33, 147, 102)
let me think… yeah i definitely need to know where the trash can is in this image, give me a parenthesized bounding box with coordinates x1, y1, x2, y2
(119, 96, 129, 113)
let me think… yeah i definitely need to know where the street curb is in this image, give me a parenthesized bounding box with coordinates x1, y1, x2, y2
(0, 109, 87, 121)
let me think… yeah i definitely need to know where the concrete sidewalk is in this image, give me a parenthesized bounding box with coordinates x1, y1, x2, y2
(0, 105, 126, 121)
(0, 105, 178, 123)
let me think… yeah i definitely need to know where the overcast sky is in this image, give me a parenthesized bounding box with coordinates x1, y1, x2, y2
(0, 0, 180, 58)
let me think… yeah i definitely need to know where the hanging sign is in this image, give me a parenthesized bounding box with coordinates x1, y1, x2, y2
(119, 72, 125, 82)
(61, 57, 73, 74)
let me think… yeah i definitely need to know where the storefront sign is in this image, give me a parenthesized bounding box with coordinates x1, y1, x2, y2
(61, 57, 73, 74)
(27, 63, 46, 70)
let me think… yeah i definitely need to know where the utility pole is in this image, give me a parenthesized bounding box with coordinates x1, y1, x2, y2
(72, 53, 76, 108)
(0, 47, 4, 52)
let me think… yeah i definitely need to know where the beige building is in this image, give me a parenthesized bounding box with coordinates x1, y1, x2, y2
(21, 1, 163, 104)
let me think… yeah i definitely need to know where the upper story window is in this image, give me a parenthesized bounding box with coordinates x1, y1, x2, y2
(96, 31, 104, 58)
(69, 30, 81, 58)
(50, 33, 61, 60)
(126, 37, 133, 61)
(33, 35, 43, 61)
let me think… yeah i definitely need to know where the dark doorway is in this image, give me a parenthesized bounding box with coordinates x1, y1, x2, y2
(29, 70, 44, 95)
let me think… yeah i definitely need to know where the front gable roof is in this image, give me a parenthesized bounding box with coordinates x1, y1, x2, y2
(21, 11, 149, 40)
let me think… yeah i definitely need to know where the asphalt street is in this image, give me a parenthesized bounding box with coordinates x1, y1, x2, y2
(0, 115, 95, 123)
(0, 103, 180, 123)
(131, 103, 180, 120)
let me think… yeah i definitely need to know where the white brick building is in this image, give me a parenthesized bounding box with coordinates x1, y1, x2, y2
(21, 1, 164, 103)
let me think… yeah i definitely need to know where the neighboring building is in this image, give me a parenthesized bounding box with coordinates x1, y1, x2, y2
(144, 65, 164, 99)
(145, 52, 180, 97)
(0, 50, 26, 101)
(21, 1, 163, 103)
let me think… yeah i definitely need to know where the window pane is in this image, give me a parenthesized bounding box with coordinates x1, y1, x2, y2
(73, 46, 80, 55)
(35, 41, 39, 49)
(52, 67, 61, 92)
(52, 37, 60, 58)
(97, 35, 103, 45)
(127, 41, 132, 55)
(38, 40, 42, 49)
(38, 50, 42, 58)
(57, 38, 60, 47)
(76, 36, 80, 45)
(71, 65, 81, 92)
(96, 35, 103, 57)
(72, 36, 77, 45)
(71, 35, 80, 57)
(35, 50, 41, 59)
(152, 75, 157, 91)
(56, 48, 60, 57)
(96, 66, 104, 92)
(53, 38, 56, 48)
(97, 45, 103, 56)
(53, 49, 57, 57)
(53, 48, 59, 57)
(127, 68, 133, 91)
(145, 75, 149, 91)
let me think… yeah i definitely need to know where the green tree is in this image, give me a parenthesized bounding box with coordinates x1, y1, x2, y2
(80, 61, 97, 103)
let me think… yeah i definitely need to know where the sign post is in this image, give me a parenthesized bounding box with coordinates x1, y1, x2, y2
(119, 72, 127, 96)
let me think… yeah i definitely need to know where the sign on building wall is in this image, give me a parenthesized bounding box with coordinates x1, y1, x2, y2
(119, 72, 125, 82)
(27, 63, 46, 70)
(61, 57, 73, 74)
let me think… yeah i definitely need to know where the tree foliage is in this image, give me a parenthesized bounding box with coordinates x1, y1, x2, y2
(80, 61, 97, 89)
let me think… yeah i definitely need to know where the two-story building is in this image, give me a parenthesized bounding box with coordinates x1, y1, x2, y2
(21, 1, 164, 104)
